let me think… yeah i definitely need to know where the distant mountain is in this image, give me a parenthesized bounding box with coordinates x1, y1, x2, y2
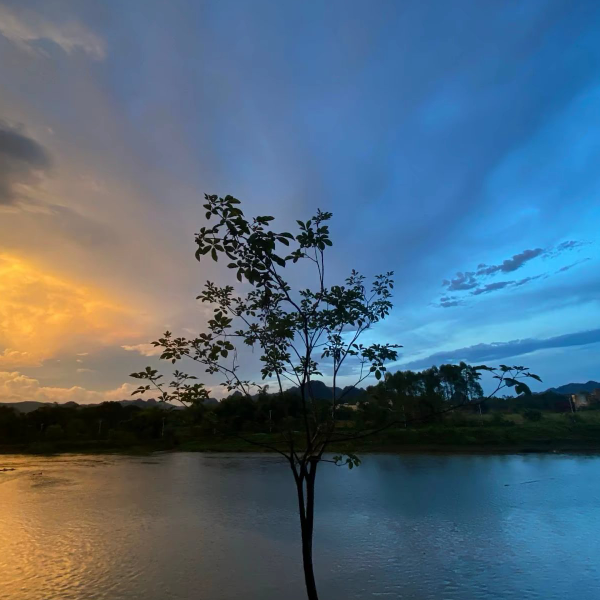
(546, 381, 600, 395)
(119, 398, 183, 409)
(5, 379, 597, 413)
(340, 386, 367, 401)
(287, 382, 366, 402)
(1, 398, 184, 414)
(288, 380, 342, 399)
(1, 401, 49, 414)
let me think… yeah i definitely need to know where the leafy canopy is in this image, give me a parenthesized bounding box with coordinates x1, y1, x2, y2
(130, 194, 541, 463)
(131, 194, 400, 461)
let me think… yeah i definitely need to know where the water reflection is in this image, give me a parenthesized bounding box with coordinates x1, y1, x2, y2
(0, 453, 599, 600)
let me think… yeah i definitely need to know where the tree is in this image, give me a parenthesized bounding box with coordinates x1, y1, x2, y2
(380, 362, 484, 422)
(130, 194, 540, 600)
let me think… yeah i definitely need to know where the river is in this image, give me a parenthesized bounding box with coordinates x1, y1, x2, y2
(0, 452, 598, 599)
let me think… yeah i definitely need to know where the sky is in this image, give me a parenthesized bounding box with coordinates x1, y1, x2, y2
(0, 0, 599, 403)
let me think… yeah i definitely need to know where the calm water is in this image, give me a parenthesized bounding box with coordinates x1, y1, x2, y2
(0, 452, 598, 600)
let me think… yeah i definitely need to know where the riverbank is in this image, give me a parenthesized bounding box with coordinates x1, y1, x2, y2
(3, 416, 600, 456)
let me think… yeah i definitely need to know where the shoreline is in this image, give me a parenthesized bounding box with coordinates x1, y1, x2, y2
(3, 441, 600, 457)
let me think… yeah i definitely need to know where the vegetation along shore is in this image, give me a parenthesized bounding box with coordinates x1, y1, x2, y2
(2, 373, 599, 456)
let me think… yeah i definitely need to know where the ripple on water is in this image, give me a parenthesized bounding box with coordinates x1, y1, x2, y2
(0, 453, 599, 600)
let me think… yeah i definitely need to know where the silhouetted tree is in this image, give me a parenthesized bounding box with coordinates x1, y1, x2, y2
(130, 194, 540, 600)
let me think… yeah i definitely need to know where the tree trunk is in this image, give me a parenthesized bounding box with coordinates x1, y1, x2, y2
(296, 460, 319, 600)
(301, 519, 318, 600)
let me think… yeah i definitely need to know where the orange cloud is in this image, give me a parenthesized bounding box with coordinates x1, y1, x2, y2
(0, 370, 134, 404)
(121, 343, 162, 357)
(0, 348, 42, 368)
(0, 253, 143, 367)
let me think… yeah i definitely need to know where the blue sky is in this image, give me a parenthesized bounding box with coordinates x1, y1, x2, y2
(0, 0, 598, 402)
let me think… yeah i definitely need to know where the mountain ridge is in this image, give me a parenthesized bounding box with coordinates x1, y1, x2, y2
(0, 398, 218, 414)
(545, 380, 600, 395)
(1, 379, 598, 413)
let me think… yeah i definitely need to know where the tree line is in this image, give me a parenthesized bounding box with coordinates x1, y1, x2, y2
(0, 361, 563, 451)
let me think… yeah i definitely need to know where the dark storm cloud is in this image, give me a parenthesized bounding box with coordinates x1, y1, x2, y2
(402, 328, 600, 369)
(0, 121, 51, 205)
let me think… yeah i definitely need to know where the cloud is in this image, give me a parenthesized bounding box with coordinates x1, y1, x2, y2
(476, 248, 544, 277)
(439, 300, 461, 307)
(401, 328, 600, 370)
(122, 343, 162, 357)
(549, 240, 589, 256)
(557, 240, 581, 251)
(471, 281, 514, 296)
(0, 370, 132, 404)
(442, 246, 546, 294)
(0, 121, 51, 205)
(438, 295, 462, 307)
(0, 0, 598, 394)
(0, 348, 42, 368)
(0, 5, 105, 60)
(514, 274, 547, 287)
(0, 253, 144, 367)
(557, 258, 591, 273)
(0, 125, 116, 248)
(34, 202, 118, 246)
(440, 241, 589, 305)
(443, 272, 478, 291)
(470, 274, 548, 296)
(76, 368, 95, 373)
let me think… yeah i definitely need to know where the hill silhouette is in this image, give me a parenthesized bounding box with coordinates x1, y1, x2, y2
(1, 398, 188, 414)
(2, 378, 598, 414)
(546, 381, 600, 395)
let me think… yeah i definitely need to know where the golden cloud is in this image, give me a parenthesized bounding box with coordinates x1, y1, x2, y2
(0, 370, 134, 403)
(121, 343, 162, 357)
(0, 253, 143, 367)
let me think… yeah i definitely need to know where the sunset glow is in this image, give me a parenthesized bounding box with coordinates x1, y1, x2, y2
(0, 253, 141, 368)
(0, 1, 599, 404)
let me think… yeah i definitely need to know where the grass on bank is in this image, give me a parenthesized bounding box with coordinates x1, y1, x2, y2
(3, 411, 600, 455)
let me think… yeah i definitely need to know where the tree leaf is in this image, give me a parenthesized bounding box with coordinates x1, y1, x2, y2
(515, 382, 532, 395)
